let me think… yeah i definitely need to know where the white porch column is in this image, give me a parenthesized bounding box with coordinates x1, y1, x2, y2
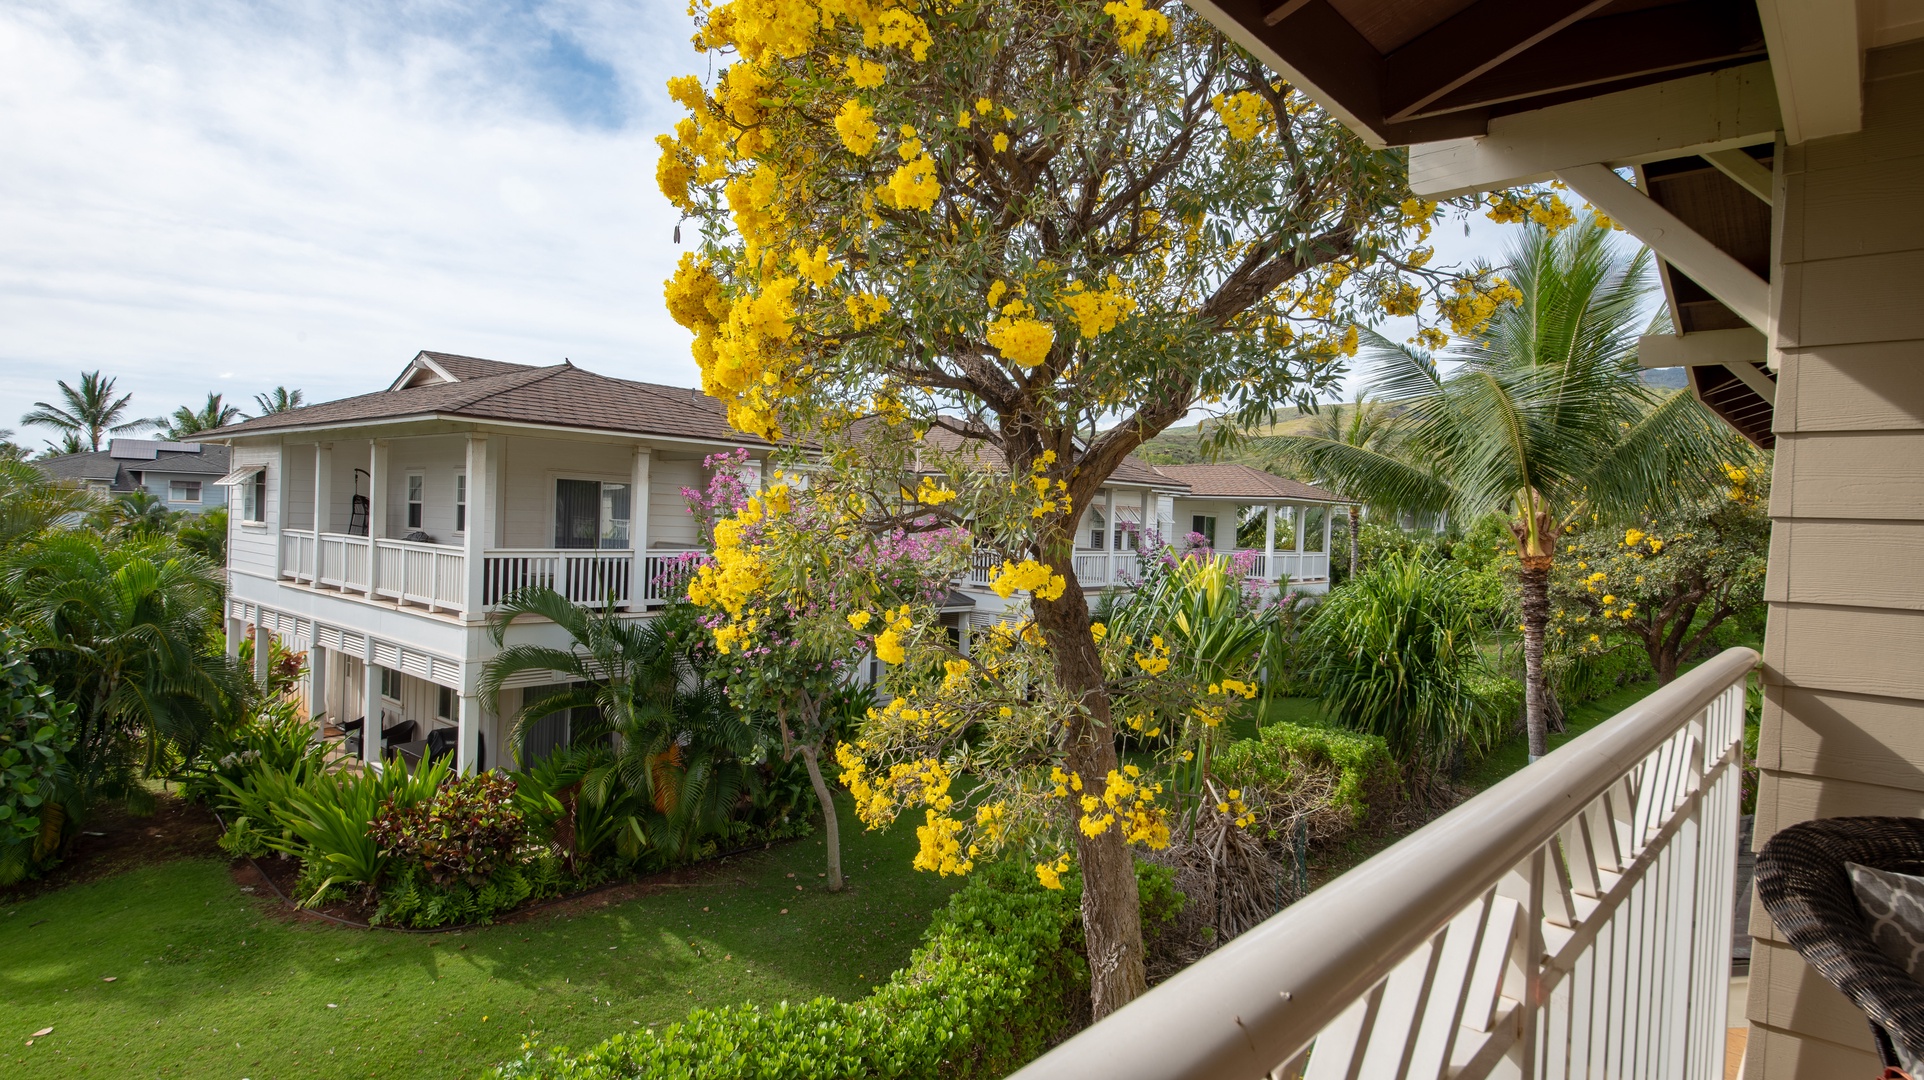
(306, 642, 326, 723)
(1294, 505, 1306, 554)
(1101, 487, 1116, 584)
(253, 620, 271, 689)
(1322, 507, 1333, 569)
(630, 446, 652, 606)
(367, 439, 388, 599)
(456, 688, 482, 774)
(462, 434, 491, 621)
(314, 442, 332, 539)
(363, 640, 382, 761)
(1263, 504, 1277, 581)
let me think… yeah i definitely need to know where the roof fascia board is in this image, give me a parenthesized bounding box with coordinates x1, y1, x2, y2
(210, 413, 769, 451)
(1638, 327, 1767, 368)
(386, 352, 455, 392)
(1756, 0, 1862, 144)
(1408, 61, 1780, 198)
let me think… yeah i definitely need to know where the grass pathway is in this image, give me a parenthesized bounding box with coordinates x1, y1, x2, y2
(0, 800, 958, 1080)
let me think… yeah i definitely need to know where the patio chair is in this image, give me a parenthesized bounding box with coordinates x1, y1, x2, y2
(423, 726, 483, 766)
(1754, 816, 1924, 1075)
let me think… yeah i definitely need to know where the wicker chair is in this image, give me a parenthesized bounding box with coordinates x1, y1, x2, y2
(1755, 816, 1924, 1071)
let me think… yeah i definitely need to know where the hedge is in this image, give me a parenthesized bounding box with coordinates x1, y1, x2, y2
(494, 859, 1177, 1079)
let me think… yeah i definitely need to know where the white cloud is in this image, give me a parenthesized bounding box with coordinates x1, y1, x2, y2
(0, 0, 704, 442)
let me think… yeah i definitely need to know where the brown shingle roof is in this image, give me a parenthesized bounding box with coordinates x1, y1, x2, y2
(1152, 463, 1352, 503)
(213, 358, 768, 445)
(418, 352, 538, 381)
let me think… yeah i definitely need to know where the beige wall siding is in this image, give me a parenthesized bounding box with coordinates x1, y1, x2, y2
(649, 455, 703, 548)
(1749, 40, 1924, 1077)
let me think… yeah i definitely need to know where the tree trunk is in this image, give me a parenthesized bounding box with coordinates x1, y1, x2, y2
(1518, 556, 1553, 761)
(1654, 648, 1680, 686)
(1347, 505, 1361, 580)
(1035, 575, 1147, 1020)
(798, 743, 844, 892)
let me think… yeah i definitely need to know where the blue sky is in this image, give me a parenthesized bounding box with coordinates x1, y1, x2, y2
(0, 0, 1519, 448)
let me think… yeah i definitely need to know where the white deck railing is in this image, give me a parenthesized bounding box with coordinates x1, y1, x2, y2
(1014, 647, 1756, 1080)
(480, 548, 632, 608)
(1071, 550, 1144, 587)
(1242, 550, 1330, 583)
(639, 548, 707, 605)
(371, 537, 464, 612)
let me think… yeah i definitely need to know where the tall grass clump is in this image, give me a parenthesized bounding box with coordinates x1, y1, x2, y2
(1305, 552, 1501, 770)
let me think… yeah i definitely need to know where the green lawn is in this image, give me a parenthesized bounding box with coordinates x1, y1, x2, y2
(0, 800, 960, 1080)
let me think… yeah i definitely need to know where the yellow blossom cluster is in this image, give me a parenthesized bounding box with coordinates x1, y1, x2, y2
(989, 558, 1066, 602)
(910, 475, 958, 505)
(986, 303, 1056, 368)
(914, 809, 970, 874)
(1437, 275, 1525, 337)
(872, 605, 914, 664)
(1076, 765, 1169, 849)
(1211, 90, 1272, 141)
(1215, 786, 1253, 829)
(834, 98, 880, 155)
(1486, 189, 1577, 233)
(1060, 276, 1137, 338)
(1102, 0, 1170, 54)
(1134, 633, 1170, 676)
(1034, 852, 1072, 890)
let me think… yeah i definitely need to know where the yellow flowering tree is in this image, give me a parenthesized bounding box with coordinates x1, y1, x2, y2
(685, 451, 970, 891)
(654, 0, 1511, 1015)
(1549, 462, 1769, 685)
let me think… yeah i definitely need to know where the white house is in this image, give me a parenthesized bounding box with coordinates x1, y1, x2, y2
(209, 351, 772, 774)
(1154, 463, 1352, 595)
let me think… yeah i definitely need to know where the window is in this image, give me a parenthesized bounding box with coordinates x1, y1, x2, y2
(1191, 515, 1217, 547)
(1088, 507, 1106, 549)
(1114, 505, 1141, 550)
(405, 473, 424, 530)
(454, 473, 467, 533)
(243, 471, 266, 523)
(554, 479, 631, 549)
(169, 480, 202, 504)
(437, 685, 454, 721)
(379, 666, 400, 702)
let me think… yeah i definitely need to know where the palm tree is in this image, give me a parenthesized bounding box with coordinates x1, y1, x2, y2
(481, 588, 766, 860)
(0, 457, 90, 551)
(1265, 393, 1403, 578)
(252, 387, 305, 415)
(1267, 218, 1731, 762)
(156, 393, 244, 440)
(87, 490, 176, 538)
(20, 372, 154, 452)
(1, 533, 248, 821)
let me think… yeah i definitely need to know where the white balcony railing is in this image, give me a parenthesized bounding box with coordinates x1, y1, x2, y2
(1239, 549, 1331, 583)
(279, 534, 710, 614)
(1014, 647, 1756, 1080)
(480, 548, 632, 608)
(1071, 550, 1143, 587)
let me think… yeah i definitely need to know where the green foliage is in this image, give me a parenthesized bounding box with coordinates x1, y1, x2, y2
(1305, 552, 1499, 768)
(494, 858, 1092, 1080)
(1215, 721, 1395, 829)
(1, 531, 249, 816)
(174, 507, 228, 563)
(375, 855, 577, 929)
(370, 772, 525, 886)
(268, 755, 451, 902)
(0, 632, 77, 884)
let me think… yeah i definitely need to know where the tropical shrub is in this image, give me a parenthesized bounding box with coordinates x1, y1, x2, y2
(370, 771, 524, 886)
(273, 755, 450, 905)
(186, 698, 327, 808)
(1214, 721, 1396, 837)
(0, 633, 76, 885)
(376, 854, 574, 930)
(1305, 552, 1500, 769)
(494, 859, 1191, 1080)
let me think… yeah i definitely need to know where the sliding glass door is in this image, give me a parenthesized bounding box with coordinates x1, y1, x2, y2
(555, 479, 631, 550)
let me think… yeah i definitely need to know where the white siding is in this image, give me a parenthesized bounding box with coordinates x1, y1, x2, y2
(381, 434, 467, 543)
(283, 443, 316, 531)
(227, 442, 281, 580)
(648, 455, 703, 548)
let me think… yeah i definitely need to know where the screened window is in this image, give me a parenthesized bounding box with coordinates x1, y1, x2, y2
(405, 474, 424, 530)
(1113, 505, 1141, 550)
(243, 472, 266, 523)
(437, 685, 454, 721)
(1191, 515, 1217, 547)
(554, 479, 631, 549)
(169, 480, 202, 504)
(1088, 508, 1106, 549)
(454, 473, 467, 533)
(379, 666, 400, 702)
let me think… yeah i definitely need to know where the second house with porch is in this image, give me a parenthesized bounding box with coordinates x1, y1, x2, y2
(210, 351, 772, 775)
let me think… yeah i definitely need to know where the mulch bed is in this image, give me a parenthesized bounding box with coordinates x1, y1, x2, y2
(0, 790, 221, 904)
